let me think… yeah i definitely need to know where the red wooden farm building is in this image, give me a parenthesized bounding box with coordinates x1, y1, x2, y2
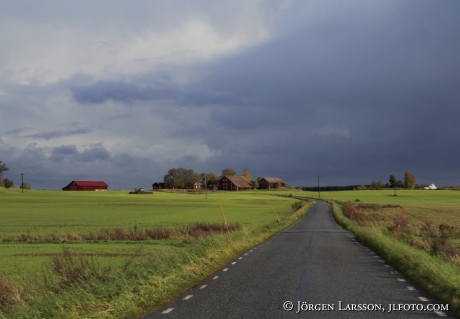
(216, 175, 252, 191)
(62, 180, 108, 191)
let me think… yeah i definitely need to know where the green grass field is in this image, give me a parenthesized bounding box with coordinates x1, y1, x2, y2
(0, 188, 304, 277)
(308, 189, 460, 206)
(0, 187, 311, 318)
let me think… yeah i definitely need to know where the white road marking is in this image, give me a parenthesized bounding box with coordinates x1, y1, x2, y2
(384, 265, 390, 267)
(398, 278, 406, 282)
(162, 308, 174, 314)
(200, 285, 207, 289)
(378, 260, 384, 262)
(223, 268, 228, 271)
(244, 253, 248, 255)
(231, 262, 236, 265)
(238, 257, 243, 260)
(419, 297, 429, 302)
(407, 286, 415, 291)
(213, 276, 219, 280)
(183, 295, 193, 300)
(435, 311, 447, 317)
(250, 250, 253, 252)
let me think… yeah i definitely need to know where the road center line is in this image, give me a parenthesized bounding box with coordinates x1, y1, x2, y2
(223, 268, 228, 271)
(183, 295, 193, 300)
(162, 308, 174, 314)
(200, 285, 207, 289)
(213, 276, 219, 280)
(419, 296, 429, 302)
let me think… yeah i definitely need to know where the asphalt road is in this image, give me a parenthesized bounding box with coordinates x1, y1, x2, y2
(142, 200, 452, 318)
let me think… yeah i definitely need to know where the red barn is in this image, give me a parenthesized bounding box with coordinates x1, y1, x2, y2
(258, 177, 286, 189)
(216, 175, 252, 191)
(152, 182, 170, 190)
(62, 180, 108, 191)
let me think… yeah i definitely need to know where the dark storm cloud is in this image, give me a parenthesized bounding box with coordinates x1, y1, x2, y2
(24, 128, 92, 140)
(175, 0, 460, 186)
(3, 0, 460, 189)
(49, 144, 110, 163)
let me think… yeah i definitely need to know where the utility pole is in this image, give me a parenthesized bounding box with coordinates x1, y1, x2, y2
(205, 173, 207, 199)
(21, 173, 24, 193)
(318, 175, 320, 198)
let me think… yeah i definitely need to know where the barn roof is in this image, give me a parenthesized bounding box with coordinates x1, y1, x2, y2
(223, 175, 252, 188)
(71, 181, 108, 187)
(261, 177, 285, 183)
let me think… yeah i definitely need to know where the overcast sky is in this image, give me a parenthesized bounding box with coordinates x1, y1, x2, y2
(1, 0, 459, 190)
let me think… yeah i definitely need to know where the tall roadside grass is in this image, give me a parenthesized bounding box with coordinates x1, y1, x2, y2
(0, 200, 313, 319)
(3, 222, 242, 243)
(331, 201, 460, 317)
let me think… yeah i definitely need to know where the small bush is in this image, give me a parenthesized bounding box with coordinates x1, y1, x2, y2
(291, 201, 304, 211)
(47, 247, 111, 288)
(0, 274, 22, 310)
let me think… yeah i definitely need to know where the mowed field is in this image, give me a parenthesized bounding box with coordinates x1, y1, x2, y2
(0, 188, 303, 278)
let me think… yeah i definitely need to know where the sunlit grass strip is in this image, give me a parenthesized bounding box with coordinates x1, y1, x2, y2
(331, 201, 460, 317)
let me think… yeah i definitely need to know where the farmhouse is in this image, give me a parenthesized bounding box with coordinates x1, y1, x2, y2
(62, 180, 108, 191)
(216, 175, 252, 191)
(258, 177, 286, 189)
(424, 184, 437, 190)
(152, 182, 169, 190)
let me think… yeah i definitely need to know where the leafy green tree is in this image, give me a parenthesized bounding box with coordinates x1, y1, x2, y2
(20, 182, 31, 190)
(221, 168, 236, 177)
(2, 178, 15, 188)
(204, 172, 219, 189)
(251, 180, 259, 189)
(371, 180, 384, 189)
(0, 161, 9, 180)
(404, 171, 417, 189)
(164, 168, 197, 189)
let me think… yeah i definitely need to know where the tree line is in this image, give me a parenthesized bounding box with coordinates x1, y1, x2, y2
(163, 167, 272, 189)
(0, 160, 30, 189)
(302, 171, 419, 191)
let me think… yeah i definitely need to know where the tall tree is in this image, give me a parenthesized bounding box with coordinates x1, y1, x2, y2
(164, 168, 197, 189)
(221, 168, 236, 177)
(388, 175, 397, 188)
(0, 161, 8, 180)
(404, 171, 417, 189)
(242, 168, 252, 181)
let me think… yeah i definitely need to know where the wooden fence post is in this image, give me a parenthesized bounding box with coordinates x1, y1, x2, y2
(219, 202, 233, 249)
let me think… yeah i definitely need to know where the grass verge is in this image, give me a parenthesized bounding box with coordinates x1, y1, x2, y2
(331, 201, 460, 317)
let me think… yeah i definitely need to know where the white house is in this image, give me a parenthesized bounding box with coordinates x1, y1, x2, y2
(424, 184, 437, 190)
